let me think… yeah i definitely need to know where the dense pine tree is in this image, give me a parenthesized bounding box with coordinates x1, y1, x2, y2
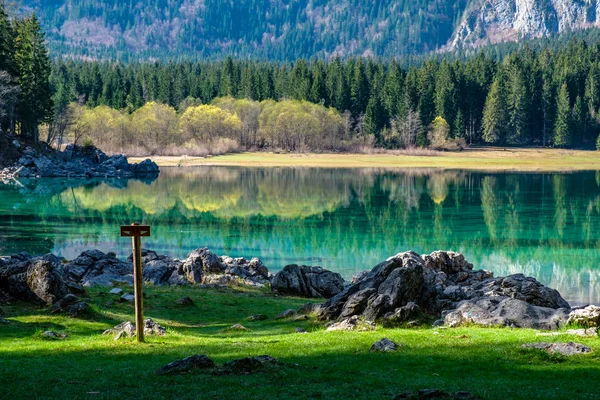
(482, 79, 507, 144)
(554, 83, 572, 147)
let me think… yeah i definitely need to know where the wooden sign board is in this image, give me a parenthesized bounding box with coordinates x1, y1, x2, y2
(120, 225, 151, 237)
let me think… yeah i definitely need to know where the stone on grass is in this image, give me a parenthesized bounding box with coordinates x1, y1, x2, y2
(295, 327, 307, 333)
(109, 288, 123, 295)
(536, 328, 598, 338)
(145, 318, 166, 335)
(326, 315, 375, 331)
(275, 309, 298, 320)
(42, 330, 67, 339)
(176, 296, 194, 306)
(156, 354, 215, 375)
(247, 314, 268, 322)
(212, 355, 278, 375)
(182, 248, 223, 284)
(50, 294, 90, 317)
(104, 318, 166, 340)
(568, 305, 600, 327)
(370, 338, 399, 352)
(26, 260, 69, 305)
(120, 293, 135, 302)
(228, 324, 249, 331)
(271, 264, 345, 298)
(522, 342, 592, 356)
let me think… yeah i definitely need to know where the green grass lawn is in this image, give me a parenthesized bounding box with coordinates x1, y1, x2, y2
(132, 148, 600, 171)
(1, 286, 599, 399)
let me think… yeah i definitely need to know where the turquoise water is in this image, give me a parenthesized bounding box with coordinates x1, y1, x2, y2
(1, 167, 600, 305)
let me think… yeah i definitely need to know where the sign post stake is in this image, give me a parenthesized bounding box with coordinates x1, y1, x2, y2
(120, 223, 151, 343)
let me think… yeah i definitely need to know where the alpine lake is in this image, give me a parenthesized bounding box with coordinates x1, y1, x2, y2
(2, 166, 600, 306)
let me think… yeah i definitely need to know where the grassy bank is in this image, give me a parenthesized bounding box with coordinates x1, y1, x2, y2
(131, 148, 600, 171)
(1, 286, 599, 399)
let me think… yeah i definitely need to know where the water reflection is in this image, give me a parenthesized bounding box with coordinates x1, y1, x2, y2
(1, 167, 599, 305)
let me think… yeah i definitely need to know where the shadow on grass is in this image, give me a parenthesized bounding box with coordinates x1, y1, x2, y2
(1, 335, 599, 400)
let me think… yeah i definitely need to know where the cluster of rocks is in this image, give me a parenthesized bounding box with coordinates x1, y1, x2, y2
(0, 140, 159, 179)
(156, 354, 279, 376)
(521, 341, 592, 357)
(2, 246, 600, 334)
(315, 250, 593, 331)
(61, 247, 273, 288)
(103, 318, 166, 340)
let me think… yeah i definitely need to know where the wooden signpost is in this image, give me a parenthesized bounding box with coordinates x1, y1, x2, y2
(120, 223, 151, 343)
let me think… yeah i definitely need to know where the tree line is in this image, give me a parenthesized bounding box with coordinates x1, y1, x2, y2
(51, 39, 600, 150)
(0, 2, 53, 144)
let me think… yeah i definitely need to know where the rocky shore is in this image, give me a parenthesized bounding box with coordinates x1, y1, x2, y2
(1, 248, 599, 331)
(0, 137, 159, 180)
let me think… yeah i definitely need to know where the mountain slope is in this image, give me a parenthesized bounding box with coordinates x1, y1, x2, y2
(16, 0, 600, 60)
(451, 0, 600, 49)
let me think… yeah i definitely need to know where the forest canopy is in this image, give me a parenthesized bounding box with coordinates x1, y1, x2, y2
(49, 39, 600, 151)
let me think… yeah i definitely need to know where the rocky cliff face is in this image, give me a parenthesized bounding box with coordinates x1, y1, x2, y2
(451, 0, 600, 48)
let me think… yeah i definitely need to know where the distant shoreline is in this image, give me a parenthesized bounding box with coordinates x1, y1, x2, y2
(130, 148, 600, 171)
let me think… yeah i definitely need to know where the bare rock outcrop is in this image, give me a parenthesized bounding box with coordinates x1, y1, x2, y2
(271, 264, 345, 298)
(317, 251, 571, 330)
(0, 256, 70, 305)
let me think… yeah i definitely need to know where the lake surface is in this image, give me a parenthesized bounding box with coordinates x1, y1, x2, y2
(1, 167, 600, 306)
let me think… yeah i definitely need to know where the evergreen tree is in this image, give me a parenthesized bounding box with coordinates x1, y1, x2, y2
(434, 60, 457, 133)
(482, 79, 506, 144)
(14, 14, 53, 143)
(505, 64, 528, 144)
(572, 95, 586, 144)
(350, 59, 369, 118)
(0, 1, 14, 74)
(554, 83, 572, 147)
(363, 93, 388, 143)
(540, 74, 554, 146)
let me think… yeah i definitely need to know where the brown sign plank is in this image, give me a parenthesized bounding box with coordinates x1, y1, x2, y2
(120, 225, 151, 237)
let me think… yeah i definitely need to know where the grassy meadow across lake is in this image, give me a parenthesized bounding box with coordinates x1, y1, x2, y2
(131, 148, 600, 171)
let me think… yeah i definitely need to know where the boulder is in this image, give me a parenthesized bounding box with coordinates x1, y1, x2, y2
(444, 298, 569, 330)
(370, 338, 399, 352)
(120, 293, 135, 302)
(142, 260, 175, 285)
(156, 355, 215, 375)
(26, 260, 69, 305)
(104, 318, 166, 340)
(271, 264, 345, 298)
(522, 342, 592, 356)
(326, 315, 375, 331)
(133, 159, 160, 174)
(182, 248, 223, 283)
(568, 305, 600, 327)
(317, 251, 571, 331)
(228, 324, 249, 331)
(176, 296, 195, 306)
